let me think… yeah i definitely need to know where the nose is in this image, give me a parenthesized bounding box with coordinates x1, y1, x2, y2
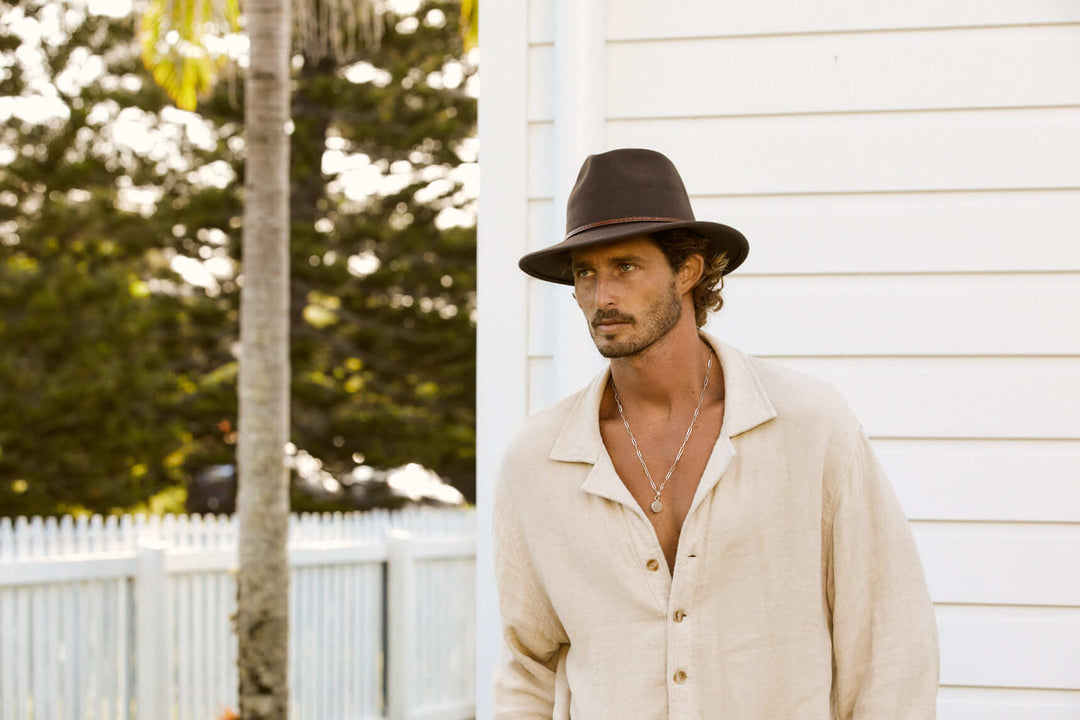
(592, 273, 618, 308)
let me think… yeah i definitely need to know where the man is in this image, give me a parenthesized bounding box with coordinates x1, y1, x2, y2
(493, 148, 939, 719)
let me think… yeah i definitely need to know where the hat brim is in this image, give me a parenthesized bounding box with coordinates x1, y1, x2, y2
(518, 220, 749, 285)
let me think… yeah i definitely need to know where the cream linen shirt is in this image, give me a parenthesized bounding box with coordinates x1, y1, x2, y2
(493, 336, 939, 719)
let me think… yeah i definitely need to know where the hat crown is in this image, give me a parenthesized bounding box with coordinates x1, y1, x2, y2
(565, 148, 696, 237)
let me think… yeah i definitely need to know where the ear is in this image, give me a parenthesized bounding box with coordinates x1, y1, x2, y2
(677, 252, 705, 295)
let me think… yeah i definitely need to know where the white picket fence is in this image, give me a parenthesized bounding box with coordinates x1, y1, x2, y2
(0, 508, 476, 720)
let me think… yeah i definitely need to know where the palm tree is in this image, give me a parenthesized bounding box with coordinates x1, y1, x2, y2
(138, 0, 330, 714)
(232, 0, 292, 712)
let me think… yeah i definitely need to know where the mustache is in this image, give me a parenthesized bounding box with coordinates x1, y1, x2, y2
(591, 310, 635, 326)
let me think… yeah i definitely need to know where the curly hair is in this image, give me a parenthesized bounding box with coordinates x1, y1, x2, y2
(651, 228, 729, 328)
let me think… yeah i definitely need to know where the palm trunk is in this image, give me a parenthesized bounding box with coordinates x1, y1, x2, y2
(236, 0, 291, 714)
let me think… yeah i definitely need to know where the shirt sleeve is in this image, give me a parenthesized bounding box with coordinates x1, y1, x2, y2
(827, 430, 940, 720)
(492, 472, 567, 719)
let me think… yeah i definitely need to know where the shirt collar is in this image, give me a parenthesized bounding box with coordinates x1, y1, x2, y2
(548, 332, 778, 465)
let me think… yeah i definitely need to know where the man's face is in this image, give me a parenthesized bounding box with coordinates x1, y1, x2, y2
(570, 236, 683, 359)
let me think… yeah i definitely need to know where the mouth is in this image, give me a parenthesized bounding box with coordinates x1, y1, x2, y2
(592, 319, 632, 333)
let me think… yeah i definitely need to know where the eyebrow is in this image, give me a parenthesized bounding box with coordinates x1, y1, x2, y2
(571, 252, 649, 271)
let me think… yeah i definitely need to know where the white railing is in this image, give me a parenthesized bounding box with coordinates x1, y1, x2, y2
(0, 508, 476, 720)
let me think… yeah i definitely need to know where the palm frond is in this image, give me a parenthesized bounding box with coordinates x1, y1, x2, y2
(461, 0, 477, 51)
(138, 0, 241, 110)
(292, 0, 382, 64)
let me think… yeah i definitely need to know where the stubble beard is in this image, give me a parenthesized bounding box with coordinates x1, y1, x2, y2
(592, 280, 683, 359)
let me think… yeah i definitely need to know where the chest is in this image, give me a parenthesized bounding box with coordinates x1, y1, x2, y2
(600, 402, 724, 573)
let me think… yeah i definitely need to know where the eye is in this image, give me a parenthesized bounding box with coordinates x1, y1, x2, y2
(619, 262, 636, 272)
(574, 267, 594, 279)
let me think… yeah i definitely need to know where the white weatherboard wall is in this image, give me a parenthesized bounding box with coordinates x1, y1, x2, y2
(477, 2, 1080, 718)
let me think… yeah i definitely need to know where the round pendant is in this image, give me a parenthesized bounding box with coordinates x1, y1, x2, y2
(650, 500, 663, 513)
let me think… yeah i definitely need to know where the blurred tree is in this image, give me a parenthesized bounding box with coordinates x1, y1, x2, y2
(0, 1, 237, 516)
(0, 0, 476, 517)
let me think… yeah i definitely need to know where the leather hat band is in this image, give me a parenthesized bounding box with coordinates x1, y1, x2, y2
(565, 216, 685, 240)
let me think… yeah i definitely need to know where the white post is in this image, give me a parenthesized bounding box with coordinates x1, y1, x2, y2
(551, 0, 608, 401)
(476, 0, 531, 711)
(135, 540, 169, 719)
(386, 530, 416, 720)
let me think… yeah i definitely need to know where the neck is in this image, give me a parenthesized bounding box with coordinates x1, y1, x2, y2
(608, 317, 713, 410)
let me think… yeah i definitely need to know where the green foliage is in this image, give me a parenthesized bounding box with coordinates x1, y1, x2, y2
(461, 0, 477, 51)
(0, 0, 476, 516)
(139, 0, 240, 111)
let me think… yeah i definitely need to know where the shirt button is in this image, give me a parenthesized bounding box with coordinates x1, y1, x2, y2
(673, 670, 687, 684)
(673, 609, 686, 623)
(646, 559, 660, 571)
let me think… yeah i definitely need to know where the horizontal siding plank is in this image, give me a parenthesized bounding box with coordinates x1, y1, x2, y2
(710, 273, 1080, 356)
(914, 523, 1080, 606)
(607, 26, 1080, 119)
(606, 0, 1080, 41)
(939, 687, 1080, 720)
(937, 605, 1080, 689)
(877, 439, 1080, 522)
(604, 109, 1080, 196)
(695, 190, 1080, 274)
(761, 357, 1080, 439)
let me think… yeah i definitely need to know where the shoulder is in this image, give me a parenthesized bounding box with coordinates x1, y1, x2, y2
(710, 336, 860, 434)
(751, 357, 856, 420)
(734, 351, 875, 507)
(743, 353, 866, 455)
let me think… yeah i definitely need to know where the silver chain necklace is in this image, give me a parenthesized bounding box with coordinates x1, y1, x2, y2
(610, 355, 712, 514)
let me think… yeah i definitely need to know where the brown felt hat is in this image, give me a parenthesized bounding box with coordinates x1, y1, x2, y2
(519, 148, 749, 284)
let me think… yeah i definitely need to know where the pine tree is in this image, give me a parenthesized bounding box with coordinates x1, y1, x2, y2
(0, 0, 477, 516)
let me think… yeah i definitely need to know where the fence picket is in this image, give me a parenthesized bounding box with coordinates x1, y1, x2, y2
(102, 578, 117, 720)
(0, 574, 15, 720)
(105, 514, 119, 552)
(195, 568, 207, 720)
(16, 585, 29, 719)
(87, 579, 100, 720)
(119, 573, 132, 720)
(0, 518, 12, 560)
(343, 564, 355, 719)
(89, 515, 103, 553)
